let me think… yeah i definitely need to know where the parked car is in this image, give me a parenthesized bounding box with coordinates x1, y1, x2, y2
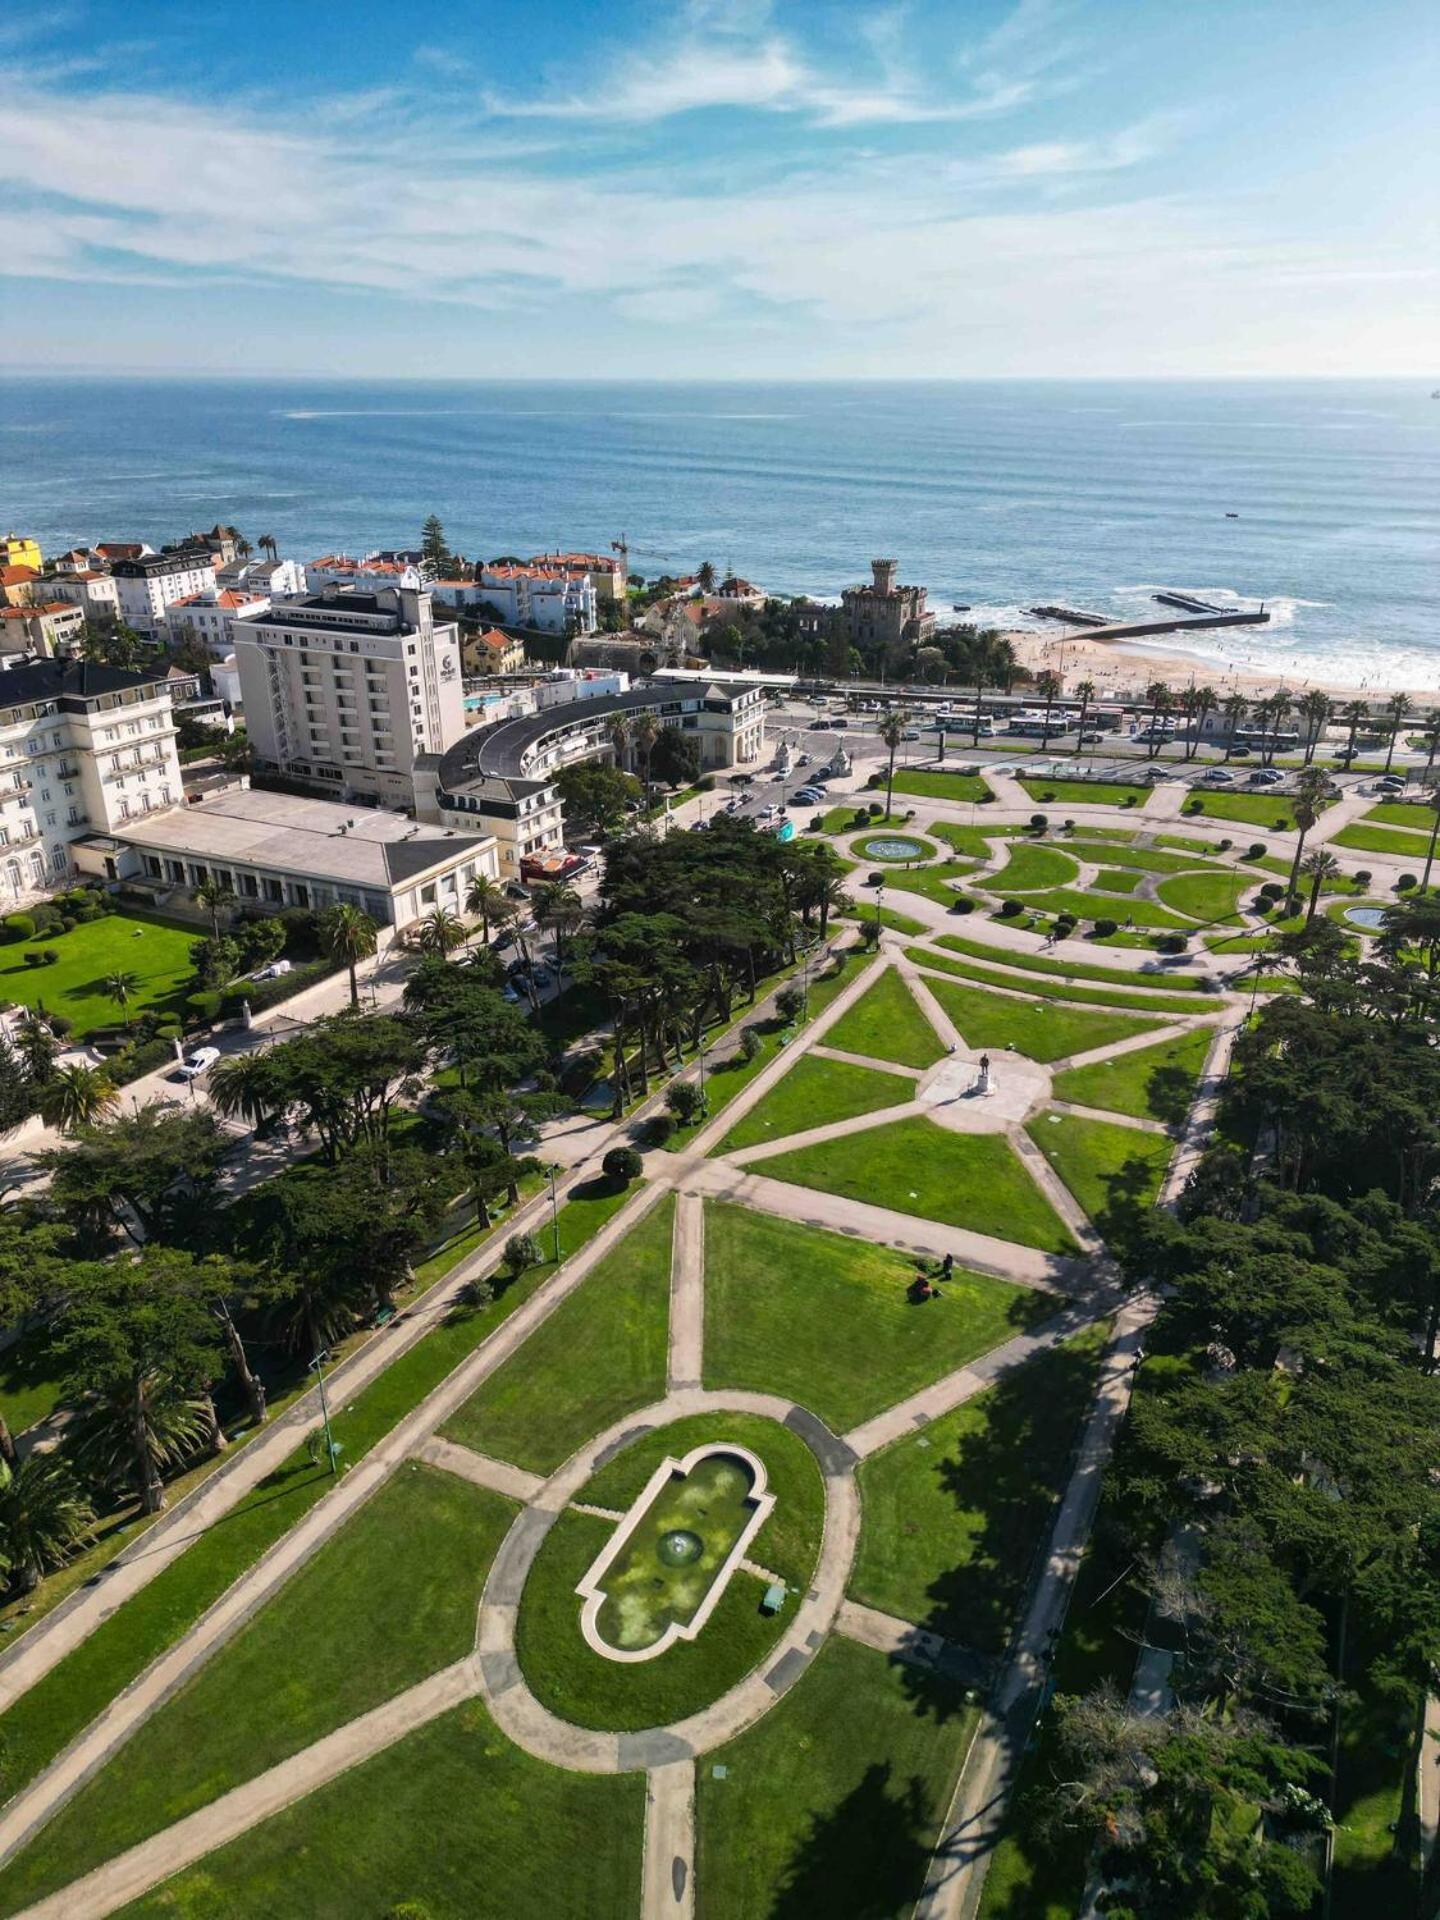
(251, 958, 293, 980)
(1200, 769, 1236, 785)
(808, 719, 833, 731)
(795, 752, 812, 766)
(1229, 744, 1253, 759)
(1249, 768, 1285, 786)
(901, 728, 920, 741)
(174, 1047, 221, 1082)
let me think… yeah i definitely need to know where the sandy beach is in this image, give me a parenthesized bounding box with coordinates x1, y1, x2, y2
(1007, 627, 1439, 707)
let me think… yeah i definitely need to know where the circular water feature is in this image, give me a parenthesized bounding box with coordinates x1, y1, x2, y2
(1344, 906, 1388, 931)
(656, 1528, 704, 1567)
(860, 835, 928, 862)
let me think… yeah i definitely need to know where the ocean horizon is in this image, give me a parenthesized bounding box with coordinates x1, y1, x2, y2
(3, 375, 1436, 691)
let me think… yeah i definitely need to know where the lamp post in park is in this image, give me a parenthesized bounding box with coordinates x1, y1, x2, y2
(874, 880, 886, 944)
(545, 1163, 561, 1264)
(309, 1350, 341, 1476)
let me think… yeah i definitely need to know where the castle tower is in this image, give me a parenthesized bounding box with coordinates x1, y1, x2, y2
(871, 558, 898, 595)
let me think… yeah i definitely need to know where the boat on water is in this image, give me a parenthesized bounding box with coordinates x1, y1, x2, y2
(1225, 511, 1239, 518)
(952, 603, 971, 611)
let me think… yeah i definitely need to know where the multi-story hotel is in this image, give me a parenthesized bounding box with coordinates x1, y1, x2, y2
(233, 584, 466, 809)
(109, 549, 219, 637)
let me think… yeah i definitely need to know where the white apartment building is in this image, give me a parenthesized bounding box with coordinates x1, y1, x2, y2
(0, 602, 86, 659)
(233, 585, 465, 809)
(476, 565, 598, 635)
(42, 571, 120, 622)
(216, 555, 306, 599)
(304, 552, 425, 594)
(164, 587, 271, 659)
(0, 660, 181, 902)
(109, 551, 218, 637)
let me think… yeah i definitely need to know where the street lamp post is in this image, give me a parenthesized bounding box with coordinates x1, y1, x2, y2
(545, 1162, 561, 1264)
(698, 1033, 709, 1113)
(309, 1350, 340, 1475)
(875, 881, 886, 943)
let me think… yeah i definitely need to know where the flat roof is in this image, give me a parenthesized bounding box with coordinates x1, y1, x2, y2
(436, 678, 745, 788)
(113, 789, 490, 890)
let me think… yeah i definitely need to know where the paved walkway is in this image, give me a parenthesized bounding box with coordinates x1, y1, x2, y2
(835, 1602, 990, 1689)
(667, 1194, 705, 1391)
(15, 1658, 478, 1920)
(642, 1759, 696, 1920)
(412, 1435, 543, 1504)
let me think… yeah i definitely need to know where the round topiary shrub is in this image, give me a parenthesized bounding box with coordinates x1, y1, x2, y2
(738, 1026, 763, 1063)
(1185, 798, 1203, 814)
(1055, 917, 1077, 938)
(1259, 881, 1285, 899)
(810, 813, 826, 833)
(47, 1013, 73, 1038)
(1157, 933, 1189, 954)
(648, 1112, 677, 1146)
(1030, 813, 1048, 831)
(1123, 795, 1139, 808)
(1093, 917, 1119, 938)
(41, 948, 59, 966)
(1398, 873, 1419, 893)
(1246, 842, 1267, 860)
(1273, 815, 1290, 831)
(999, 899, 1024, 918)
(1063, 819, 1076, 833)
(949, 896, 976, 915)
(1354, 870, 1372, 888)
(869, 801, 884, 816)
(22, 952, 44, 969)
(867, 871, 884, 887)
(1218, 838, 1233, 851)
(3, 913, 35, 942)
(59, 917, 77, 932)
(602, 1146, 644, 1188)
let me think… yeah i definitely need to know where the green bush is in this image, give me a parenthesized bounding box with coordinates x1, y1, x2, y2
(186, 989, 223, 1022)
(1030, 813, 1048, 830)
(110, 1035, 180, 1086)
(1245, 842, 1267, 860)
(22, 952, 44, 969)
(601, 1146, 643, 1188)
(999, 899, 1024, 918)
(948, 896, 975, 914)
(1093, 917, 1119, 938)
(1218, 837, 1233, 851)
(3, 913, 35, 941)
(648, 1112, 677, 1146)
(1259, 882, 1285, 900)
(1354, 870, 1372, 888)
(503, 1232, 541, 1280)
(1185, 798, 1203, 813)
(1123, 795, 1139, 808)
(666, 1079, 705, 1125)
(738, 1025, 763, 1062)
(775, 985, 805, 1023)
(1157, 933, 1189, 954)
(1398, 873, 1419, 893)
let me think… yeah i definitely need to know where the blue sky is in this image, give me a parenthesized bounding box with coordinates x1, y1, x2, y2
(1, 0, 1434, 377)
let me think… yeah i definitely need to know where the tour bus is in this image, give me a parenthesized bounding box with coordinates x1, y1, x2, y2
(1008, 714, 1072, 740)
(936, 710, 1005, 735)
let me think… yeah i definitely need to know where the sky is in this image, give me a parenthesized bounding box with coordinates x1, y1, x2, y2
(0, 0, 1435, 378)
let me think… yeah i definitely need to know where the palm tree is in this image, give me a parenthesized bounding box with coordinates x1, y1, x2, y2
(1421, 787, 1440, 895)
(1297, 689, 1331, 765)
(970, 661, 990, 749)
(77, 1374, 210, 1515)
(531, 882, 584, 973)
(105, 969, 139, 1030)
(1284, 766, 1333, 904)
(193, 876, 235, 937)
(1142, 680, 1172, 760)
(416, 907, 465, 958)
(1185, 686, 1218, 761)
(320, 902, 378, 1008)
(40, 1063, 117, 1135)
(465, 872, 505, 943)
(1301, 849, 1340, 926)
(631, 710, 660, 793)
(234, 535, 253, 560)
(1418, 711, 1440, 788)
(605, 711, 632, 771)
(1071, 678, 1095, 757)
(208, 1052, 276, 1130)
(878, 711, 906, 817)
(0, 1453, 95, 1593)
(1339, 697, 1368, 768)
(697, 561, 717, 593)
(1034, 669, 1061, 743)
(1383, 691, 1413, 775)
(258, 533, 278, 563)
(1260, 691, 1292, 766)
(1220, 691, 1248, 762)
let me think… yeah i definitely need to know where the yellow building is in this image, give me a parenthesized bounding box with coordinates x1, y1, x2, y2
(0, 536, 42, 573)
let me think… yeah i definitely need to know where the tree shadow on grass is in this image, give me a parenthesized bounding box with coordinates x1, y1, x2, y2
(894, 1340, 1101, 1716)
(1091, 1154, 1167, 1261)
(1145, 1061, 1201, 1131)
(767, 1762, 935, 1920)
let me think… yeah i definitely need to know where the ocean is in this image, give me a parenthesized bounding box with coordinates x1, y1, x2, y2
(1, 377, 1436, 690)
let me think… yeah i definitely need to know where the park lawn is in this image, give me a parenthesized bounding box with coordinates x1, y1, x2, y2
(931, 822, 1023, 859)
(997, 886, 1192, 929)
(988, 841, 1081, 892)
(1154, 868, 1252, 923)
(931, 933, 1211, 996)
(1091, 868, 1142, 894)
(850, 1322, 1109, 1650)
(694, 1636, 975, 1920)
(1026, 1110, 1173, 1247)
(1329, 1660, 1424, 1919)
(1016, 777, 1152, 808)
(716, 1054, 914, 1156)
(0, 1178, 634, 1803)
(0, 1468, 516, 1914)
(1183, 789, 1332, 830)
(840, 903, 930, 937)
(1067, 839, 1228, 875)
(823, 966, 946, 1069)
(1332, 822, 1433, 858)
(759, 1115, 1079, 1256)
(921, 975, 1170, 1063)
(517, 1415, 825, 1732)
(820, 802, 872, 833)
(888, 769, 993, 802)
(702, 1203, 1055, 1431)
(910, 946, 1205, 1017)
(1053, 1025, 1214, 1127)
(119, 1699, 643, 1920)
(0, 909, 197, 1036)
(977, 1531, 1150, 1920)
(441, 1193, 673, 1475)
(1364, 801, 1437, 831)
(850, 831, 941, 862)
(882, 861, 982, 908)
(0, 1324, 72, 1437)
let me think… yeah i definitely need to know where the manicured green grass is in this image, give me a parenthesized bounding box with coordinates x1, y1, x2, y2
(1332, 822, 1432, 858)
(889, 769, 993, 802)
(882, 860, 983, 908)
(516, 1412, 825, 1731)
(1016, 777, 1152, 808)
(0, 1468, 515, 1914)
(1067, 840, 1228, 875)
(910, 945, 1206, 1016)
(851, 1323, 1108, 1650)
(716, 1054, 914, 1155)
(1154, 868, 1251, 923)
(0, 1179, 633, 1804)
(695, 1636, 975, 1920)
(410, 1171, 546, 1287)
(1364, 801, 1437, 831)
(1091, 868, 1142, 894)
(931, 933, 1211, 995)
(1025, 1110, 1173, 1247)
(442, 1194, 672, 1475)
(120, 1699, 644, 1920)
(989, 842, 1081, 892)
(1329, 1667, 1423, 1919)
(841, 903, 930, 937)
(702, 1203, 1055, 1430)
(851, 831, 940, 862)
(1183, 789, 1332, 829)
(759, 1115, 1079, 1255)
(1000, 887, 1192, 929)
(1052, 1025, 1214, 1127)
(819, 803, 873, 833)
(0, 910, 198, 1036)
(0, 1325, 71, 1437)
(921, 976, 1170, 1063)
(824, 966, 946, 1069)
(930, 822, 1023, 858)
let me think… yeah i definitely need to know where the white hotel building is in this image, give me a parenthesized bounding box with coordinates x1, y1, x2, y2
(108, 551, 219, 637)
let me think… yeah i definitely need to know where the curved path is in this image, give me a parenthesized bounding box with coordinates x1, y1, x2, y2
(474, 1386, 861, 1774)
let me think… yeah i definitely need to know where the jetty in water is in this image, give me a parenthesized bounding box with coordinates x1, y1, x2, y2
(1153, 590, 1230, 615)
